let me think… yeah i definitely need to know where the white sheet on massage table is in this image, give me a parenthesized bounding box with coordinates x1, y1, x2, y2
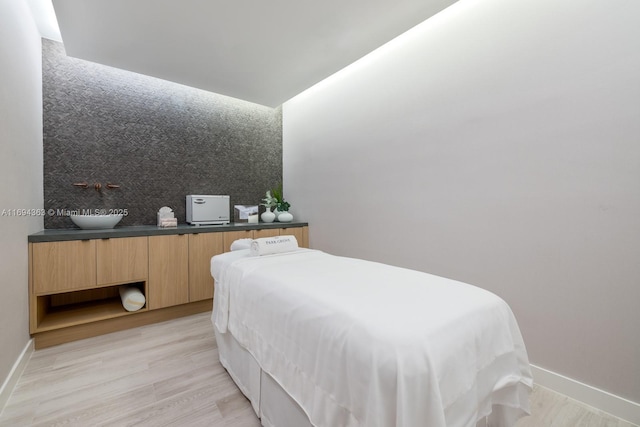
(211, 249, 532, 427)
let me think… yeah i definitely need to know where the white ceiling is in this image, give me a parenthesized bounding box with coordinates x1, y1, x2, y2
(47, 0, 458, 107)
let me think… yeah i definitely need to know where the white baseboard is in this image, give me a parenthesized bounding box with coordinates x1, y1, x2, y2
(530, 364, 640, 426)
(0, 339, 33, 415)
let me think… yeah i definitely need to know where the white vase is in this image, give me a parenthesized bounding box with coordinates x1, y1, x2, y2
(261, 207, 275, 223)
(278, 211, 293, 223)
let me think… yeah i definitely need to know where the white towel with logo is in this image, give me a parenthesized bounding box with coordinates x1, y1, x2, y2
(250, 235, 299, 256)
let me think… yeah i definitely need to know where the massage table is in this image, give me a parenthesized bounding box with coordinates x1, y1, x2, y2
(211, 242, 532, 427)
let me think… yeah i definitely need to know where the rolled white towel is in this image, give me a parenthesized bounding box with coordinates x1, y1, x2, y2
(230, 238, 253, 251)
(119, 286, 146, 312)
(250, 235, 299, 256)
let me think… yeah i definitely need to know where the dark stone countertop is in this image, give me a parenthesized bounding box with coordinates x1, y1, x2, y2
(28, 221, 308, 243)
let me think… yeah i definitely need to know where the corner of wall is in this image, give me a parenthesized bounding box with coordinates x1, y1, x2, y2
(0, 340, 34, 414)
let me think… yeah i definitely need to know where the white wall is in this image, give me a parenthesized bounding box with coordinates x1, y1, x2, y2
(284, 0, 640, 406)
(0, 0, 43, 387)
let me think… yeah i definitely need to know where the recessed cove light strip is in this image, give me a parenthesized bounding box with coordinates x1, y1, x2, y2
(286, 0, 474, 105)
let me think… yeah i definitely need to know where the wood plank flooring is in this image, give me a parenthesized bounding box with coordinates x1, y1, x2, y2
(0, 312, 635, 426)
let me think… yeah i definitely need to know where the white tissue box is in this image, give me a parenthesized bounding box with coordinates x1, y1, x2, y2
(234, 205, 259, 223)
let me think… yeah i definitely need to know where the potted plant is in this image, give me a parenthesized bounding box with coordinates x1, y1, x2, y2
(270, 184, 293, 222)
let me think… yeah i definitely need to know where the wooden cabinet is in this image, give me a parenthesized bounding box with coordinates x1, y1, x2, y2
(223, 229, 254, 252)
(253, 228, 281, 239)
(32, 240, 96, 294)
(188, 233, 224, 301)
(29, 238, 150, 343)
(148, 234, 189, 309)
(96, 237, 148, 285)
(29, 223, 308, 348)
(31, 237, 148, 295)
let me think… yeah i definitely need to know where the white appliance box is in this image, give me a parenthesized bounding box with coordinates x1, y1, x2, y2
(186, 195, 230, 225)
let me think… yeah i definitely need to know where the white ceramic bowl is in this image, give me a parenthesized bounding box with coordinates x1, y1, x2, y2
(70, 214, 123, 230)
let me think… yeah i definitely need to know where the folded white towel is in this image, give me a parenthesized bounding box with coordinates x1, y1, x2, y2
(119, 286, 146, 312)
(230, 238, 253, 251)
(250, 235, 299, 256)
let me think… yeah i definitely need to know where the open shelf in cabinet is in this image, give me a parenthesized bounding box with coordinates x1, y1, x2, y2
(34, 282, 147, 332)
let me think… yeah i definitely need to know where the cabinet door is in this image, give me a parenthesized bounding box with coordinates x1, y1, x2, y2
(223, 230, 254, 252)
(188, 233, 224, 302)
(148, 234, 189, 309)
(253, 228, 280, 239)
(32, 240, 96, 294)
(280, 226, 309, 248)
(96, 237, 148, 285)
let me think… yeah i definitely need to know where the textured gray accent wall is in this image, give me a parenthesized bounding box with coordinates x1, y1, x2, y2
(43, 39, 282, 228)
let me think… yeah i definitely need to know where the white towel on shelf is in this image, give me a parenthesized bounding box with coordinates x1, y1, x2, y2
(119, 286, 145, 312)
(230, 238, 253, 251)
(250, 235, 299, 256)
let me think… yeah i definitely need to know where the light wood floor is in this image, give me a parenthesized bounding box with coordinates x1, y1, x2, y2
(0, 312, 635, 427)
